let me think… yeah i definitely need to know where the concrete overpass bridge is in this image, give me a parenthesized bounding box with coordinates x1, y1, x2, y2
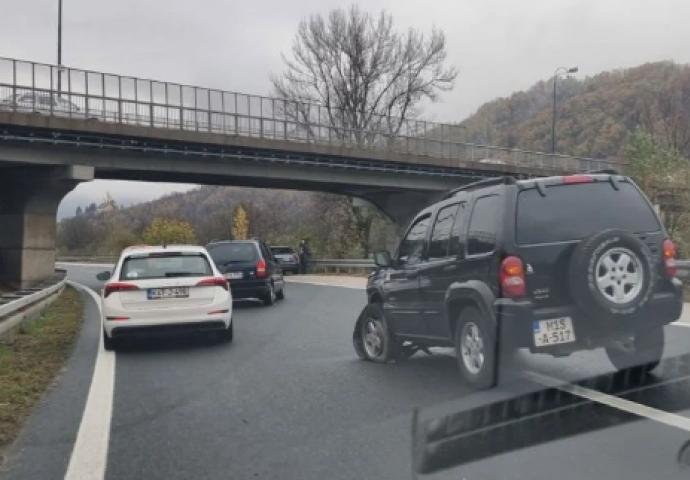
(0, 57, 618, 287)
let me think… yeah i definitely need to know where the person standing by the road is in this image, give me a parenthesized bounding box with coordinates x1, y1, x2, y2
(299, 239, 310, 274)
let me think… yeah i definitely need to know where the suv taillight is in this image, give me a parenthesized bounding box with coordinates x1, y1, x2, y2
(256, 258, 268, 277)
(103, 282, 139, 298)
(663, 239, 677, 278)
(500, 256, 526, 298)
(196, 277, 229, 291)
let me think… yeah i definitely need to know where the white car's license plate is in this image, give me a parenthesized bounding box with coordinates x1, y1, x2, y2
(225, 272, 243, 279)
(147, 287, 189, 300)
(532, 317, 576, 347)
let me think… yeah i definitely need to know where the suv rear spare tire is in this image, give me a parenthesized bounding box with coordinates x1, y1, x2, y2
(568, 229, 656, 317)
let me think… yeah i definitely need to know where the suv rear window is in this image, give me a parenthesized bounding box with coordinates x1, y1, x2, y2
(207, 243, 259, 264)
(516, 181, 661, 245)
(120, 252, 212, 280)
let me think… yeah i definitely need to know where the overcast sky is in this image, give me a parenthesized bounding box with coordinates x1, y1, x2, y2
(3, 0, 690, 217)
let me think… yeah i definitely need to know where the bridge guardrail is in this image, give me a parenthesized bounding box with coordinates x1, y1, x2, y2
(0, 270, 68, 340)
(56, 256, 376, 270)
(0, 56, 620, 174)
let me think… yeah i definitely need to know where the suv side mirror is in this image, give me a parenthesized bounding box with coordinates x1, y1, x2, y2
(96, 271, 112, 281)
(374, 251, 391, 268)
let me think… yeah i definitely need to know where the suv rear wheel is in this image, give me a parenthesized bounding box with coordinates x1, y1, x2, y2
(605, 326, 664, 374)
(356, 303, 399, 363)
(454, 307, 495, 390)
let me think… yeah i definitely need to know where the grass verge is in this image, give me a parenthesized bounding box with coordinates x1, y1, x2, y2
(0, 286, 84, 452)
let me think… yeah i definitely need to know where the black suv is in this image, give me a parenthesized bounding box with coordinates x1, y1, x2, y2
(206, 239, 285, 305)
(353, 172, 683, 389)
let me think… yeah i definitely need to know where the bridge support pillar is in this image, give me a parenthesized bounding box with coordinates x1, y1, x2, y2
(0, 165, 94, 289)
(350, 190, 442, 254)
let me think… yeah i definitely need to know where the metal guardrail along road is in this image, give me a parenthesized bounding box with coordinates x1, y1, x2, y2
(56, 257, 375, 270)
(55, 257, 690, 279)
(0, 57, 619, 174)
(0, 270, 67, 338)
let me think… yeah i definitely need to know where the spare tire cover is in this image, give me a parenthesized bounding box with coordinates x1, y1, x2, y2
(568, 228, 656, 317)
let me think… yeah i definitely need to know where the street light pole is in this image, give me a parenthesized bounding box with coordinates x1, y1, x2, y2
(57, 0, 63, 93)
(552, 66, 578, 154)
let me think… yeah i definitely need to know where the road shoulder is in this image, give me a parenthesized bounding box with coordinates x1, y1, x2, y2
(0, 288, 101, 480)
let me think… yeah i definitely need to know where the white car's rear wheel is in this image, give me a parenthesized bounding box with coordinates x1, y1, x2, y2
(103, 330, 117, 351)
(218, 322, 233, 343)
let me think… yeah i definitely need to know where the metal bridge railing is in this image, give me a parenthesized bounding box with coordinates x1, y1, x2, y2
(0, 56, 619, 173)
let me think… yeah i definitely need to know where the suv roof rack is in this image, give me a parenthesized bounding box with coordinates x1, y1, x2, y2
(443, 176, 517, 199)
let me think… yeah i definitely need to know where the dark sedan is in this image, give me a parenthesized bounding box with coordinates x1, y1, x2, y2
(206, 240, 285, 306)
(269, 245, 300, 274)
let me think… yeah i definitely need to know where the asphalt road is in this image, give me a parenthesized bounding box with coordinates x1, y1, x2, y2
(2, 264, 690, 480)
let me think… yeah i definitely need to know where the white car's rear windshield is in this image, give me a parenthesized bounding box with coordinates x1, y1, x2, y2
(120, 252, 213, 280)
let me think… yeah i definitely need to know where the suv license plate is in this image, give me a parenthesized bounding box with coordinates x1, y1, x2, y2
(225, 272, 243, 279)
(147, 287, 189, 300)
(533, 317, 576, 347)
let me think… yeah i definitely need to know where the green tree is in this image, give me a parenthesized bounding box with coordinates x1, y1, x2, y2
(142, 218, 197, 245)
(627, 129, 690, 256)
(232, 205, 250, 240)
(108, 228, 141, 253)
(58, 216, 95, 252)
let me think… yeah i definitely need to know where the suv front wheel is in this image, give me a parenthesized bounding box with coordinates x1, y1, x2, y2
(356, 303, 400, 363)
(605, 326, 664, 374)
(454, 307, 496, 390)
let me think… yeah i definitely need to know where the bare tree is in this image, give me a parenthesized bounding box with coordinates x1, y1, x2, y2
(271, 5, 457, 146)
(639, 71, 690, 157)
(58, 216, 95, 252)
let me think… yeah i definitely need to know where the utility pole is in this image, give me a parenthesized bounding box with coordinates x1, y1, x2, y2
(552, 66, 578, 154)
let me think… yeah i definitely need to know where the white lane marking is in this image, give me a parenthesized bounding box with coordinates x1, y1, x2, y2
(64, 281, 115, 480)
(524, 370, 690, 433)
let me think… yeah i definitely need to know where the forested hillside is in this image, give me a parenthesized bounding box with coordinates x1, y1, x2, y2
(456, 61, 690, 160)
(58, 186, 394, 259)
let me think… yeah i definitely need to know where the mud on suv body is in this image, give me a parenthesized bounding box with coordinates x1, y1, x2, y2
(353, 172, 683, 390)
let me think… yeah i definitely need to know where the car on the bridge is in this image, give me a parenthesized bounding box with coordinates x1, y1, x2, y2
(269, 245, 300, 274)
(0, 92, 106, 121)
(206, 239, 285, 305)
(353, 171, 683, 390)
(96, 245, 233, 351)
